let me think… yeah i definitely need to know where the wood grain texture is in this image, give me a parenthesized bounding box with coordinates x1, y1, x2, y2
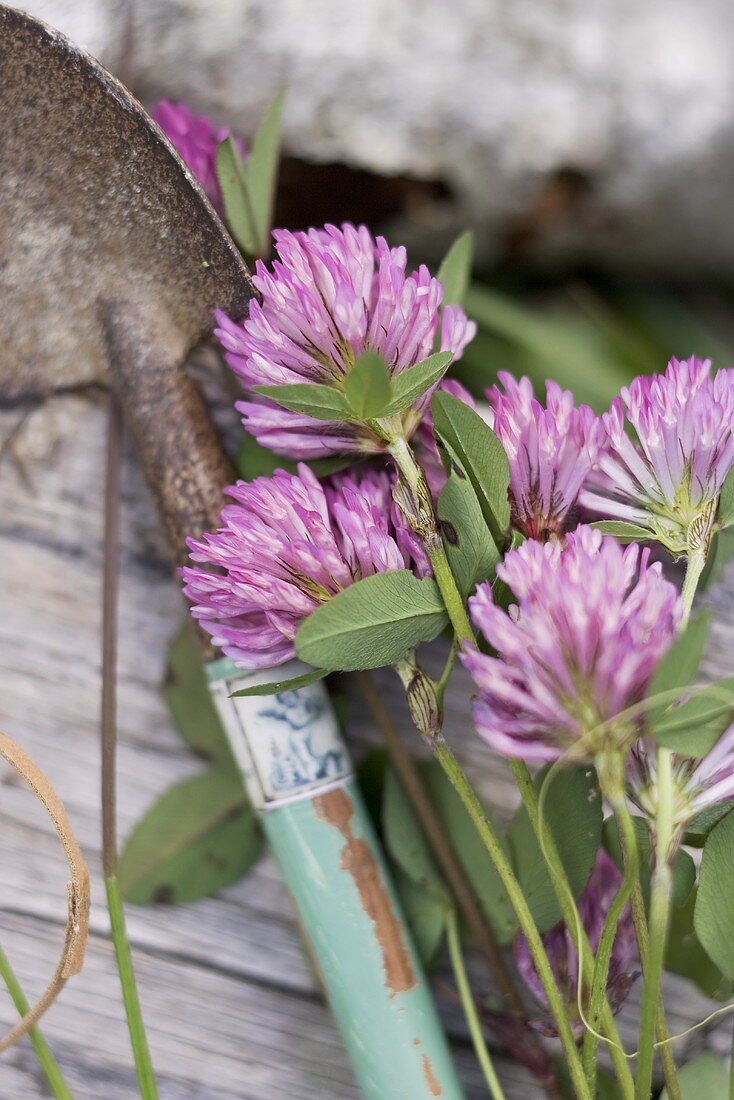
(1, 389, 732, 1097)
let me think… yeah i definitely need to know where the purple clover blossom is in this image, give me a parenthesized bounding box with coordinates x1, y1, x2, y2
(182, 464, 430, 669)
(628, 725, 734, 840)
(214, 223, 476, 459)
(152, 100, 246, 214)
(461, 527, 682, 763)
(581, 357, 734, 554)
(485, 373, 604, 541)
(514, 849, 638, 1036)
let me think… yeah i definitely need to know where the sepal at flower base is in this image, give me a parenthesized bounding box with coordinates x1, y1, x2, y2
(253, 382, 354, 421)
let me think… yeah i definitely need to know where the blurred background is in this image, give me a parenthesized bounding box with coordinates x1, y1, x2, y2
(12, 0, 734, 410)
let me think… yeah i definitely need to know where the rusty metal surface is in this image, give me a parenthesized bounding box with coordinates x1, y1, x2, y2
(103, 301, 236, 563)
(0, 4, 253, 405)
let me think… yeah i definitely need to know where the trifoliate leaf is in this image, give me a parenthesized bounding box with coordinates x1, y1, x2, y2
(508, 765, 602, 932)
(392, 869, 450, 969)
(162, 621, 234, 768)
(295, 571, 449, 671)
(431, 391, 511, 547)
(644, 611, 710, 728)
(438, 467, 499, 597)
(382, 768, 451, 905)
(119, 770, 261, 905)
(660, 1053, 729, 1100)
(666, 889, 732, 1001)
(419, 762, 518, 944)
(685, 799, 734, 847)
(695, 807, 734, 978)
(649, 678, 734, 757)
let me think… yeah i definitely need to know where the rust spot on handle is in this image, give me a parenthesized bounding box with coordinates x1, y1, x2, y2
(314, 787, 417, 998)
(422, 1053, 443, 1097)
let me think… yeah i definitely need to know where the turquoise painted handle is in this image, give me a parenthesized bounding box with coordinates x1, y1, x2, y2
(264, 778, 464, 1099)
(207, 658, 466, 1100)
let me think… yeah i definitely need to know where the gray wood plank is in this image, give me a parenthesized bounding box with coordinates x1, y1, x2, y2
(1, 390, 733, 1097)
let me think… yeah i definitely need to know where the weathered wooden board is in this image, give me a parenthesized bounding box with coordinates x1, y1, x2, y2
(0, 388, 732, 1097)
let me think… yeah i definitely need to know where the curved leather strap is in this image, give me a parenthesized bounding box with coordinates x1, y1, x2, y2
(0, 731, 90, 1051)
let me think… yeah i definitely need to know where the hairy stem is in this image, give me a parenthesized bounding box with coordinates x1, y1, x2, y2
(388, 436, 474, 643)
(582, 780, 639, 1090)
(634, 749, 675, 1100)
(628, 882, 681, 1100)
(433, 740, 591, 1100)
(446, 909, 508, 1100)
(0, 945, 73, 1099)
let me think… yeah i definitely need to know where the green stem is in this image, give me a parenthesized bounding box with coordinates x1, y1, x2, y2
(634, 748, 675, 1100)
(433, 741, 591, 1100)
(435, 639, 459, 707)
(446, 908, 508, 1100)
(582, 780, 639, 1090)
(388, 436, 474, 643)
(680, 545, 707, 627)
(510, 760, 635, 1100)
(105, 877, 159, 1100)
(628, 882, 681, 1100)
(427, 535, 475, 641)
(0, 945, 74, 1099)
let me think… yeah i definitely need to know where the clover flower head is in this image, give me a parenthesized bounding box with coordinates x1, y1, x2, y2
(461, 527, 682, 762)
(152, 99, 246, 214)
(581, 357, 734, 554)
(214, 223, 476, 459)
(515, 850, 638, 1036)
(486, 373, 604, 540)
(182, 464, 430, 669)
(628, 724, 734, 839)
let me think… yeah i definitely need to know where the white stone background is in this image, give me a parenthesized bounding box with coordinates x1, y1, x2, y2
(9, 0, 734, 275)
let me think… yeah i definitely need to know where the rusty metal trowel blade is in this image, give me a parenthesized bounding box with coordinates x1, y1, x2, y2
(0, 4, 254, 405)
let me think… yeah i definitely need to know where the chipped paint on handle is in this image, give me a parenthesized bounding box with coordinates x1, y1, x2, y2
(208, 659, 467, 1100)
